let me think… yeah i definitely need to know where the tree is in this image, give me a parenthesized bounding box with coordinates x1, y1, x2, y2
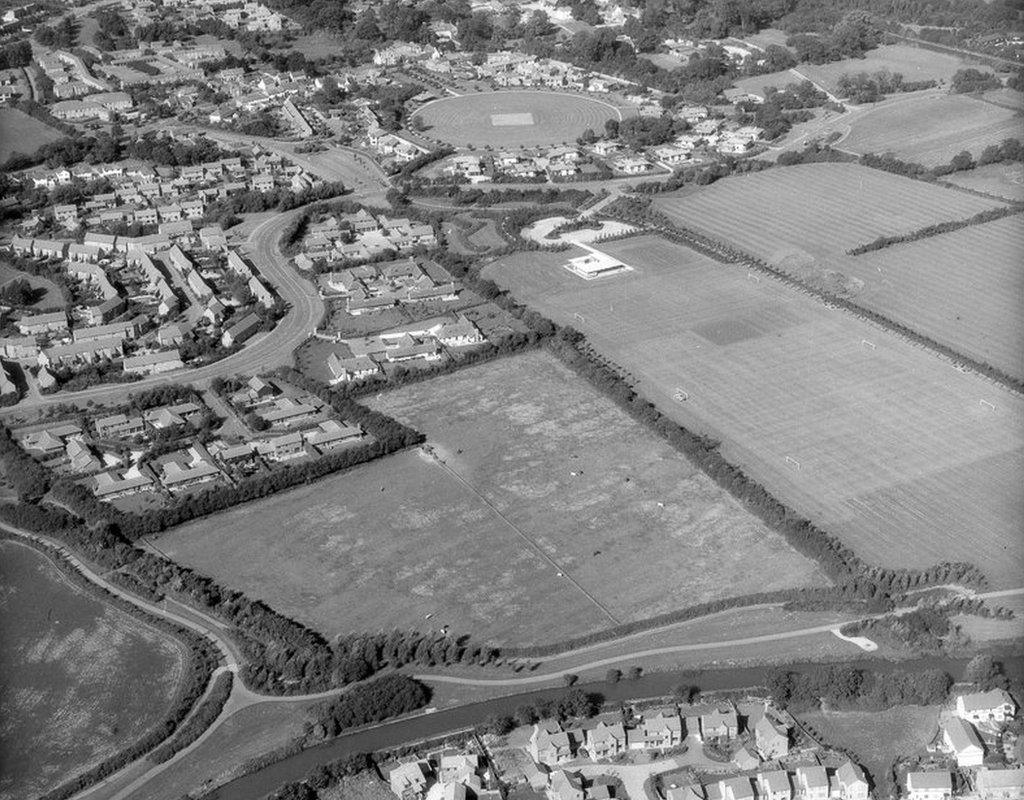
(606, 668, 622, 683)
(604, 118, 619, 138)
(354, 8, 383, 41)
(627, 666, 643, 680)
(515, 704, 538, 726)
(563, 673, 579, 687)
(673, 683, 698, 703)
(485, 714, 516, 735)
(523, 10, 553, 38)
(965, 654, 1007, 690)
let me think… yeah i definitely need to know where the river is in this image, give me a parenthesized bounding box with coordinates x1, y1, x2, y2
(208, 652, 1024, 800)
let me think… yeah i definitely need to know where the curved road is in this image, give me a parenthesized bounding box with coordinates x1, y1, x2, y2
(2, 209, 324, 416)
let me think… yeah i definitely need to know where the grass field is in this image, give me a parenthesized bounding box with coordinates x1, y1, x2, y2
(849, 216, 1024, 379)
(0, 541, 187, 800)
(839, 92, 1021, 166)
(0, 108, 63, 162)
(482, 235, 1024, 590)
(0, 262, 65, 309)
(799, 706, 940, 791)
(945, 162, 1024, 202)
(416, 91, 625, 149)
(802, 45, 989, 96)
(652, 163, 1020, 377)
(155, 351, 826, 646)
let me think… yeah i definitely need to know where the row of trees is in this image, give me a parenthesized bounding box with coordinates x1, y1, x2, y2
(0, 39, 31, 69)
(148, 672, 234, 764)
(314, 675, 431, 738)
(766, 664, 953, 712)
(836, 70, 936, 103)
(848, 205, 1022, 255)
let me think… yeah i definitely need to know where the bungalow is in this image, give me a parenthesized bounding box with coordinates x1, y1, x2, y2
(389, 760, 432, 800)
(976, 768, 1024, 799)
(158, 446, 221, 491)
(955, 690, 1017, 726)
(91, 466, 154, 500)
(757, 771, 792, 800)
(796, 767, 830, 800)
(94, 412, 145, 439)
(258, 397, 319, 427)
(67, 438, 101, 472)
(260, 431, 305, 461)
(123, 349, 183, 375)
(905, 772, 952, 800)
(144, 402, 201, 429)
(638, 708, 683, 750)
(834, 761, 869, 800)
(18, 423, 82, 457)
(327, 353, 379, 384)
(305, 419, 362, 451)
(585, 721, 627, 759)
(434, 315, 484, 347)
(755, 716, 790, 760)
(221, 313, 261, 348)
(944, 717, 984, 767)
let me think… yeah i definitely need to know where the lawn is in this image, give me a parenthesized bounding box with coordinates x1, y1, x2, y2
(155, 351, 827, 647)
(0, 261, 65, 310)
(652, 163, 1020, 378)
(798, 705, 940, 792)
(482, 234, 1024, 590)
(945, 162, 1024, 202)
(0, 107, 63, 162)
(0, 541, 187, 800)
(839, 92, 1020, 166)
(416, 91, 626, 149)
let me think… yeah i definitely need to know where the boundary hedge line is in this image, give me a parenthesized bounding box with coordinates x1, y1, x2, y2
(148, 671, 234, 764)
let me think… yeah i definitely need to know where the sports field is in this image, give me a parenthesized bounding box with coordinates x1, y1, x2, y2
(652, 163, 1018, 376)
(0, 108, 63, 162)
(849, 216, 1024, 379)
(839, 92, 1020, 166)
(155, 351, 826, 646)
(0, 541, 187, 800)
(482, 235, 1024, 590)
(945, 162, 1024, 202)
(416, 91, 624, 148)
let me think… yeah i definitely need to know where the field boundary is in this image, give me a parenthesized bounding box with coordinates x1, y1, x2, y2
(608, 199, 1024, 395)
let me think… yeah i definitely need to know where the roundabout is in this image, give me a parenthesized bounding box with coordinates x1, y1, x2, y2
(415, 90, 626, 149)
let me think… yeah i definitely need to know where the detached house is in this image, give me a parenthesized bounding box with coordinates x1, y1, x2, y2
(796, 766, 830, 800)
(585, 721, 627, 760)
(700, 706, 738, 741)
(755, 715, 790, 760)
(757, 770, 793, 800)
(530, 721, 578, 766)
(834, 761, 869, 800)
(390, 761, 432, 800)
(955, 690, 1017, 726)
(943, 717, 985, 767)
(905, 772, 952, 800)
(720, 777, 754, 800)
(638, 708, 683, 750)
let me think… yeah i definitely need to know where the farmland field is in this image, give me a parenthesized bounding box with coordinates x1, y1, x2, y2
(839, 92, 1021, 166)
(482, 234, 1024, 590)
(416, 91, 626, 149)
(944, 162, 1024, 202)
(652, 163, 1020, 378)
(0, 108, 63, 162)
(155, 351, 827, 646)
(0, 541, 187, 800)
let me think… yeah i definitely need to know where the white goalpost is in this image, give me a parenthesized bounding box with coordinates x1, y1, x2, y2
(747, 272, 760, 283)
(980, 399, 996, 411)
(785, 456, 801, 470)
(574, 312, 586, 324)
(673, 388, 688, 402)
(861, 339, 876, 350)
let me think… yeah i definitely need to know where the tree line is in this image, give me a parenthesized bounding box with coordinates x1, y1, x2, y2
(314, 675, 431, 738)
(148, 671, 234, 764)
(847, 205, 1022, 255)
(767, 664, 952, 712)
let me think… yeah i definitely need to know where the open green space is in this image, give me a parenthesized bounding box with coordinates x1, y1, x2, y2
(0, 261, 65, 310)
(155, 351, 826, 647)
(416, 91, 625, 149)
(0, 541, 187, 800)
(945, 162, 1024, 202)
(839, 91, 1020, 166)
(652, 163, 1019, 378)
(799, 705, 940, 792)
(0, 108, 63, 162)
(482, 234, 1024, 590)
(801, 45, 989, 96)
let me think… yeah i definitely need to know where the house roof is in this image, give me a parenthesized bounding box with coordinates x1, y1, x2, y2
(835, 761, 867, 788)
(907, 772, 952, 791)
(945, 717, 983, 753)
(798, 766, 829, 790)
(758, 770, 791, 793)
(959, 689, 1014, 712)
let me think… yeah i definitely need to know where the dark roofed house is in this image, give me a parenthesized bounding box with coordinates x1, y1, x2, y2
(221, 313, 261, 348)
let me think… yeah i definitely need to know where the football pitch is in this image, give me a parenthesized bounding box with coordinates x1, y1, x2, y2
(483, 235, 1024, 589)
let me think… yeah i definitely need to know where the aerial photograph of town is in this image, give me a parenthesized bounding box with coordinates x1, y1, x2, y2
(0, 0, 1022, 798)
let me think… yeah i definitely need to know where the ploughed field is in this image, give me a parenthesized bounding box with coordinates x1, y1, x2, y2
(154, 351, 826, 647)
(838, 92, 1021, 166)
(652, 163, 1023, 379)
(482, 235, 1024, 590)
(0, 541, 187, 800)
(415, 91, 624, 149)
